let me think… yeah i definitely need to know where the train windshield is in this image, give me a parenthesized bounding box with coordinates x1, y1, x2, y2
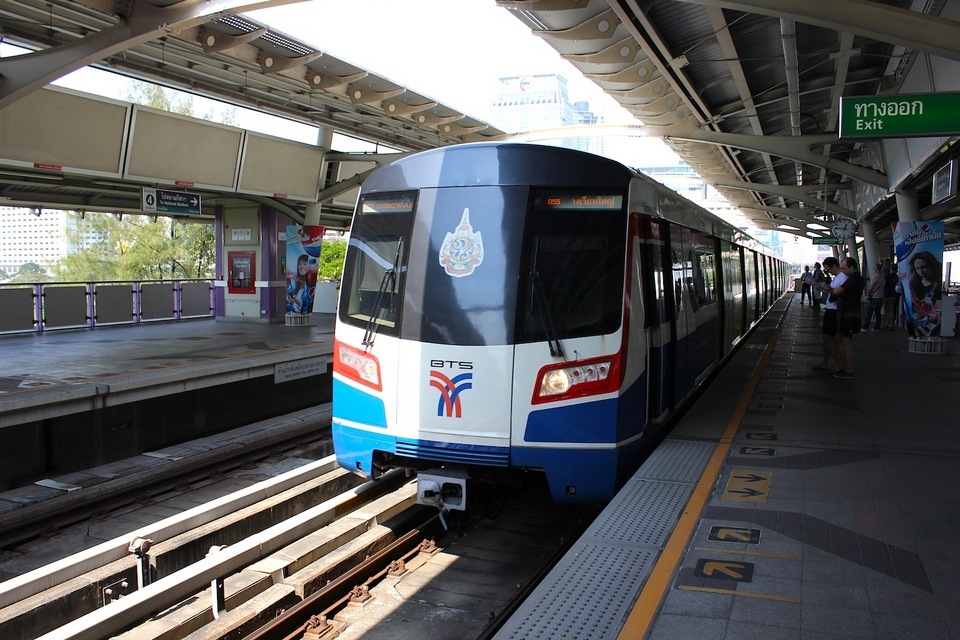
(518, 191, 626, 344)
(339, 192, 415, 338)
(340, 186, 626, 346)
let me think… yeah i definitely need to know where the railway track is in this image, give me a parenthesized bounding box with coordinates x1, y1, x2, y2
(243, 473, 600, 640)
(0, 405, 336, 552)
(0, 459, 413, 640)
(0, 403, 602, 640)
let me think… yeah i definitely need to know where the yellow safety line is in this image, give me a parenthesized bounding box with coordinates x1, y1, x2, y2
(616, 313, 786, 640)
(676, 585, 801, 604)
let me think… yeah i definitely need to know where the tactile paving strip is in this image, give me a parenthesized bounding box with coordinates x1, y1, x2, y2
(495, 542, 659, 640)
(495, 442, 708, 639)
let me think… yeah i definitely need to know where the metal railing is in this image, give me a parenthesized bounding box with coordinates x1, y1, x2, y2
(0, 279, 215, 334)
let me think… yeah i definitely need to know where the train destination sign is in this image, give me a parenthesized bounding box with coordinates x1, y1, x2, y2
(141, 187, 202, 216)
(839, 92, 960, 139)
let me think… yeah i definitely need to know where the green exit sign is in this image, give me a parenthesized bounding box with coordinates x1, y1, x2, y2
(813, 237, 841, 245)
(840, 92, 960, 139)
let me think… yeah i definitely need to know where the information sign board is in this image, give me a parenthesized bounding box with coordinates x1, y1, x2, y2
(142, 187, 202, 215)
(813, 237, 841, 245)
(839, 92, 960, 139)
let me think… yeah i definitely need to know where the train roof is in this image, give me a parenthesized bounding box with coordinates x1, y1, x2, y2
(362, 142, 783, 260)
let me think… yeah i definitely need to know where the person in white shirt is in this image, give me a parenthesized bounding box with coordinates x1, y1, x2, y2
(812, 256, 845, 374)
(829, 257, 864, 379)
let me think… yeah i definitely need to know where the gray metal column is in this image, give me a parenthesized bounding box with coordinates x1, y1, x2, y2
(860, 220, 878, 270)
(895, 187, 920, 222)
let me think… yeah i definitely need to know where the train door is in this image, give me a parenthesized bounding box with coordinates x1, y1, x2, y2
(721, 242, 746, 348)
(669, 225, 697, 402)
(690, 232, 720, 377)
(745, 250, 759, 325)
(638, 216, 673, 423)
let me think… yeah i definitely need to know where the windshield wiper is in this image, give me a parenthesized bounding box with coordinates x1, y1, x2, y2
(362, 238, 403, 347)
(530, 269, 565, 359)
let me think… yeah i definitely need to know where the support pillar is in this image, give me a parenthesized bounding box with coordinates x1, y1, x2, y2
(860, 220, 879, 271)
(895, 187, 920, 222)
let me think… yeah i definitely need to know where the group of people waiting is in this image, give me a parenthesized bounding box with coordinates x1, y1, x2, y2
(803, 252, 944, 380)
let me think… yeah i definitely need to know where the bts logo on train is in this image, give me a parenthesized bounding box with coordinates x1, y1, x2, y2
(429, 360, 473, 418)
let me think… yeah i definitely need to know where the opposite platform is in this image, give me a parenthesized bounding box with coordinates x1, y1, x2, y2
(0, 316, 335, 427)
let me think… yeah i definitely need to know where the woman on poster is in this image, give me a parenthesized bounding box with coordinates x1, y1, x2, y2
(286, 254, 315, 313)
(906, 250, 942, 336)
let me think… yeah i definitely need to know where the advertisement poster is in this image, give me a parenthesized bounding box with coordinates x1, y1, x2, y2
(285, 225, 324, 314)
(893, 221, 945, 336)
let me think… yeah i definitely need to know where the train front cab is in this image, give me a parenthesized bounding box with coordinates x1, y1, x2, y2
(330, 143, 787, 506)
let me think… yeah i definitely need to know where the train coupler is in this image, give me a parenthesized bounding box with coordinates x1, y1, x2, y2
(415, 469, 469, 529)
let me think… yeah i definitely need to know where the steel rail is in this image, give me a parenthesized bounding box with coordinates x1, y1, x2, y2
(242, 513, 443, 640)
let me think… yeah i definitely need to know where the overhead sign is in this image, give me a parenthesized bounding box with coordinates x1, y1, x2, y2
(839, 92, 960, 139)
(813, 237, 841, 245)
(932, 161, 956, 204)
(142, 187, 202, 215)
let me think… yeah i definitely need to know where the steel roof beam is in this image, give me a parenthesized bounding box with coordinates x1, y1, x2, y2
(0, 0, 309, 110)
(655, 129, 888, 188)
(673, 0, 960, 62)
(712, 178, 857, 218)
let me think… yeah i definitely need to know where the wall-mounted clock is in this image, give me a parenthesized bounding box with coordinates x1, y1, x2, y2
(832, 218, 856, 240)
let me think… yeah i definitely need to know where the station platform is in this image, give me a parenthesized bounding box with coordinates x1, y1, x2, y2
(496, 294, 960, 640)
(0, 316, 334, 411)
(0, 316, 335, 490)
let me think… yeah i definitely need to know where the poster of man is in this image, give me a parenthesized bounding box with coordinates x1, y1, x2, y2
(285, 225, 324, 314)
(893, 221, 945, 337)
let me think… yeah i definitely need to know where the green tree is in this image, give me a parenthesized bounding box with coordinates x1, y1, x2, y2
(124, 80, 236, 125)
(55, 212, 215, 282)
(6, 262, 55, 283)
(17, 262, 44, 275)
(125, 81, 195, 116)
(317, 239, 346, 280)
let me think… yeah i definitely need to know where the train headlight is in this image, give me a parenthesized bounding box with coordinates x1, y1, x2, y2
(533, 355, 619, 404)
(541, 369, 571, 395)
(334, 340, 382, 391)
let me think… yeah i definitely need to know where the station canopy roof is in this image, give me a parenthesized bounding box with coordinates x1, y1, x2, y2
(1, 0, 958, 244)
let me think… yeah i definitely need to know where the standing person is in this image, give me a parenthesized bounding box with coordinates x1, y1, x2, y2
(812, 257, 843, 373)
(829, 257, 864, 379)
(800, 265, 813, 305)
(811, 261, 825, 311)
(862, 264, 884, 331)
(881, 258, 898, 331)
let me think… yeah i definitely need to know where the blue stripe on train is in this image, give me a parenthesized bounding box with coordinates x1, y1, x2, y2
(332, 378, 388, 428)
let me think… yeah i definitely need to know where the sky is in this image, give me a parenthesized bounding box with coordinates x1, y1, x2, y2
(249, 0, 620, 123)
(244, 0, 679, 164)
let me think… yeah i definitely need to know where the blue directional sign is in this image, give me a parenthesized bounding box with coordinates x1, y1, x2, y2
(141, 187, 202, 216)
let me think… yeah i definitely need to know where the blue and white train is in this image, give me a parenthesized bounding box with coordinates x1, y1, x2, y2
(331, 142, 786, 504)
